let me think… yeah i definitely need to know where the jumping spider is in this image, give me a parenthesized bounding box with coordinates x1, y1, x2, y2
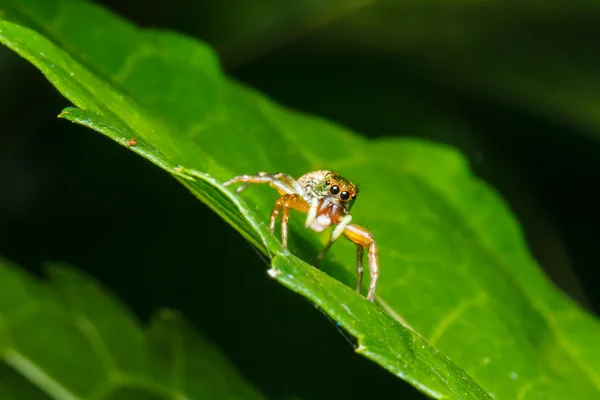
(224, 170, 379, 302)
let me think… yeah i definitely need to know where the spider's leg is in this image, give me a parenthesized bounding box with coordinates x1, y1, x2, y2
(343, 224, 379, 302)
(274, 194, 309, 248)
(270, 197, 284, 235)
(224, 172, 297, 195)
(314, 240, 333, 269)
(314, 215, 353, 268)
(355, 245, 364, 293)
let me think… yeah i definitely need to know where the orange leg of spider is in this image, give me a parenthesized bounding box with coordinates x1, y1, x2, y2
(343, 224, 379, 302)
(270, 194, 309, 247)
(355, 246, 364, 293)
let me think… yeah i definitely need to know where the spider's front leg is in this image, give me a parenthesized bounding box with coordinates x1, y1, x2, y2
(344, 224, 379, 302)
(314, 218, 379, 302)
(224, 172, 298, 195)
(270, 194, 309, 247)
(224, 172, 310, 248)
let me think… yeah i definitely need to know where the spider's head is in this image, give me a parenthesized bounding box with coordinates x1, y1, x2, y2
(313, 171, 359, 213)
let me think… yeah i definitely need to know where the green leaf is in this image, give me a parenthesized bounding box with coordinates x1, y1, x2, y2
(209, 0, 375, 67)
(0, 363, 52, 400)
(0, 257, 266, 400)
(1, 1, 600, 399)
(320, 1, 600, 141)
(164, 0, 600, 141)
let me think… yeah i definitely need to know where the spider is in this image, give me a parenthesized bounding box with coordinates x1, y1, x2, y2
(224, 170, 379, 302)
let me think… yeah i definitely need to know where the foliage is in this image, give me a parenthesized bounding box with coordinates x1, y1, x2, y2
(0, 258, 266, 400)
(1, 0, 600, 399)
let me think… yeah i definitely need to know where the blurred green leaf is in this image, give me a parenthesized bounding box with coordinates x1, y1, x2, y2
(321, 1, 600, 140)
(0, 258, 266, 400)
(210, 0, 374, 67)
(211, 0, 600, 140)
(1, 1, 600, 399)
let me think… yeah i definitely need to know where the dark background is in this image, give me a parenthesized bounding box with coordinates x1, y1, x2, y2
(1, 1, 599, 399)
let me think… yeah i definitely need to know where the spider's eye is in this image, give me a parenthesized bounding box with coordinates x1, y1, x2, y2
(340, 191, 350, 201)
(325, 180, 330, 186)
(351, 194, 357, 200)
(330, 185, 340, 195)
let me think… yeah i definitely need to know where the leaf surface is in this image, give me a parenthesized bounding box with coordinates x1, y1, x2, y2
(1, 1, 600, 399)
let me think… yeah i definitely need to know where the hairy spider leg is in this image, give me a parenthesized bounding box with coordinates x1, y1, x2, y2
(224, 172, 312, 247)
(355, 246, 364, 292)
(224, 172, 298, 195)
(313, 220, 377, 301)
(343, 224, 379, 302)
(270, 194, 309, 247)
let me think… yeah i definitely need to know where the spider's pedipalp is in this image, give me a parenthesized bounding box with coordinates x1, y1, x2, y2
(304, 197, 319, 228)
